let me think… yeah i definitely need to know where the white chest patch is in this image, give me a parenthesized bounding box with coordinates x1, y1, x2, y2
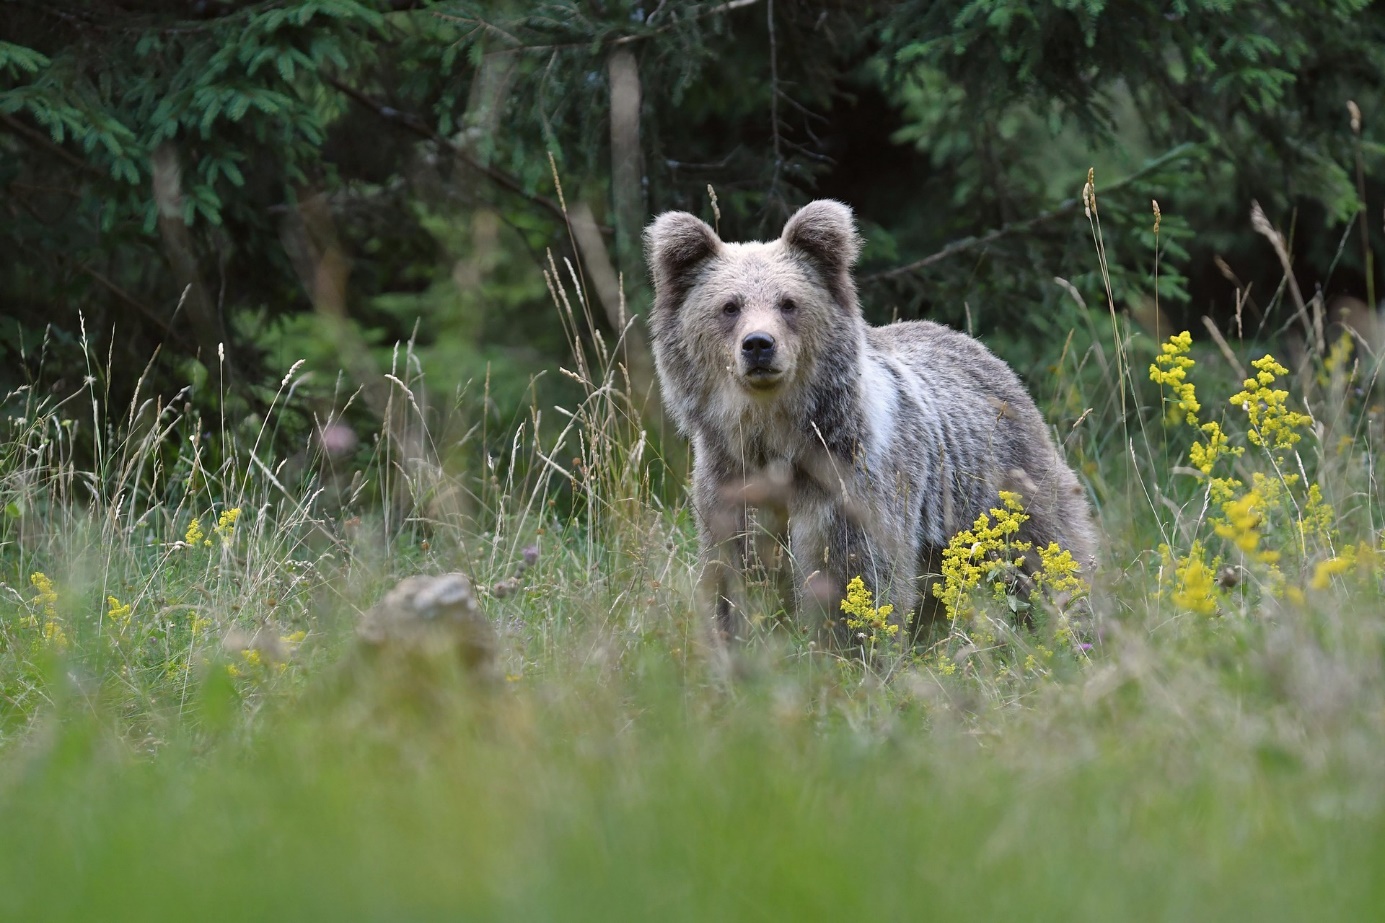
(858, 354, 899, 471)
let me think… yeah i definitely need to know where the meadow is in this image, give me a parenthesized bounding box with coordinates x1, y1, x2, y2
(2, 207, 1383, 921)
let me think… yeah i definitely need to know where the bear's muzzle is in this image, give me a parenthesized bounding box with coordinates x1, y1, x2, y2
(740, 331, 783, 387)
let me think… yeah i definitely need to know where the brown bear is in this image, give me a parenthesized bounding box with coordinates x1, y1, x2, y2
(644, 199, 1096, 641)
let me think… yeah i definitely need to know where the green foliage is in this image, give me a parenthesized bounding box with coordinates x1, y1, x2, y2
(0, 1, 402, 432)
(3, 0, 1384, 522)
(0, 0, 875, 467)
(871, 0, 1384, 367)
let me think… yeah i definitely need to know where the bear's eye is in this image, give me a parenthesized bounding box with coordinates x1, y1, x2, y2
(779, 297, 797, 313)
(722, 300, 740, 316)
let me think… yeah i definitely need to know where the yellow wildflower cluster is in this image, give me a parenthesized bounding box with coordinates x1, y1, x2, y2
(1230, 354, 1312, 454)
(840, 575, 898, 644)
(1022, 645, 1055, 676)
(934, 491, 1032, 626)
(1188, 420, 1241, 480)
(1034, 543, 1084, 598)
(165, 656, 193, 681)
(1307, 543, 1381, 592)
(1309, 555, 1353, 591)
(42, 620, 70, 649)
(1230, 470, 1339, 572)
(227, 648, 263, 678)
(932, 492, 1089, 638)
(1161, 540, 1220, 616)
(29, 571, 57, 620)
(216, 507, 242, 541)
(1149, 332, 1242, 489)
(1148, 332, 1351, 609)
(186, 507, 243, 548)
(1033, 542, 1086, 646)
(29, 571, 68, 650)
(1213, 492, 1280, 565)
(1149, 331, 1200, 425)
(932, 650, 958, 676)
(185, 516, 208, 547)
(106, 596, 134, 628)
(1298, 484, 1335, 544)
(226, 631, 303, 679)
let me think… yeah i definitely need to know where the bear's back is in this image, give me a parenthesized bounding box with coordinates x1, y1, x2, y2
(866, 320, 1038, 418)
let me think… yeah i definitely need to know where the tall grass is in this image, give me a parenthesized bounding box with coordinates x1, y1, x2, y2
(1, 197, 1383, 920)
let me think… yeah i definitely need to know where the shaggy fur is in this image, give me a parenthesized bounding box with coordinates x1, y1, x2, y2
(645, 200, 1097, 640)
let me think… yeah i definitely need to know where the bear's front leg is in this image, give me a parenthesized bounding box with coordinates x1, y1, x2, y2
(790, 499, 900, 648)
(691, 462, 752, 642)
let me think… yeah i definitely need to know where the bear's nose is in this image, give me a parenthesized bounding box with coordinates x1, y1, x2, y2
(741, 332, 776, 367)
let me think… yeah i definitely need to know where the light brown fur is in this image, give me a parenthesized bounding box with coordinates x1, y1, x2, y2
(645, 200, 1097, 642)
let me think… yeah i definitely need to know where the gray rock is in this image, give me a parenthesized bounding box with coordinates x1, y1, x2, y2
(357, 573, 496, 674)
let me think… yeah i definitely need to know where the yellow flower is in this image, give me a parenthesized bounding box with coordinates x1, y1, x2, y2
(215, 507, 242, 541)
(1165, 540, 1219, 616)
(1149, 331, 1201, 425)
(185, 517, 209, 547)
(29, 571, 68, 650)
(933, 650, 957, 676)
(1034, 543, 1083, 597)
(934, 492, 1033, 625)
(1150, 332, 1244, 483)
(1188, 419, 1243, 475)
(840, 576, 898, 641)
(1207, 475, 1242, 507)
(933, 492, 1088, 638)
(30, 572, 58, 618)
(1229, 354, 1312, 453)
(227, 647, 263, 680)
(1309, 555, 1353, 591)
(106, 596, 134, 628)
(1214, 492, 1280, 565)
(1298, 484, 1336, 545)
(1350, 542, 1382, 574)
(42, 619, 69, 650)
(1319, 328, 1356, 388)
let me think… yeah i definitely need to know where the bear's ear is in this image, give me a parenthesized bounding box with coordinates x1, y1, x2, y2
(781, 200, 861, 273)
(644, 211, 721, 297)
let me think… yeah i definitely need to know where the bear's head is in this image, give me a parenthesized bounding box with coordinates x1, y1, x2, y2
(644, 200, 864, 428)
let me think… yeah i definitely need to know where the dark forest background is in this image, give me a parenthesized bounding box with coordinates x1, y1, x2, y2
(3, 0, 1383, 465)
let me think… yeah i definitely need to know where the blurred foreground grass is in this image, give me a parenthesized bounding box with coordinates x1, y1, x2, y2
(3, 633, 1382, 921)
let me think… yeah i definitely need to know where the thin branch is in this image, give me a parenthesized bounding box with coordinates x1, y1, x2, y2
(78, 263, 198, 351)
(0, 112, 104, 177)
(322, 74, 590, 230)
(864, 143, 1198, 282)
(15, 236, 199, 350)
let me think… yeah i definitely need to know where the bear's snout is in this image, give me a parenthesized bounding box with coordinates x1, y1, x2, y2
(740, 331, 777, 371)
